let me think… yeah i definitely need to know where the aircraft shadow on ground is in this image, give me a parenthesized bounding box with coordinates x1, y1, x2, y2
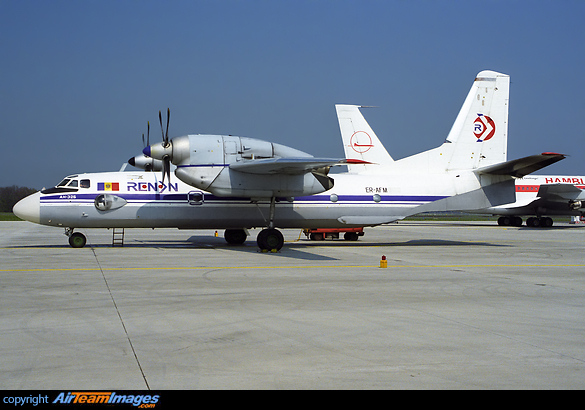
(4, 236, 509, 263)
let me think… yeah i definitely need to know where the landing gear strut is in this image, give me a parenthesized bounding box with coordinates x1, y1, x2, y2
(256, 197, 284, 252)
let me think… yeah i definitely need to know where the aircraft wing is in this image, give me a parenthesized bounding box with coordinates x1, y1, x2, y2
(537, 183, 585, 201)
(230, 157, 367, 175)
(474, 153, 566, 178)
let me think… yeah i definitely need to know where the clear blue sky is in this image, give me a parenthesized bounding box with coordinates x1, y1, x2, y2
(2, 0, 584, 189)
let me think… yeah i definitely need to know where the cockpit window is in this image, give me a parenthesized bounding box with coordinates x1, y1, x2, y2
(41, 177, 81, 195)
(80, 179, 90, 188)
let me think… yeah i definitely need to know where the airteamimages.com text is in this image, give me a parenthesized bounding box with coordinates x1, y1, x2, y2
(2, 392, 161, 408)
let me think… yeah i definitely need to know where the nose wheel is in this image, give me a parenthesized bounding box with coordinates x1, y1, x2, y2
(65, 228, 87, 248)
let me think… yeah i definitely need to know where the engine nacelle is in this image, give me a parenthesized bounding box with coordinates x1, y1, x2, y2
(165, 134, 331, 197)
(569, 200, 583, 210)
(127, 154, 163, 171)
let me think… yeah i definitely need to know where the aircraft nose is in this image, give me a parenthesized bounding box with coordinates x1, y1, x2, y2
(13, 192, 41, 224)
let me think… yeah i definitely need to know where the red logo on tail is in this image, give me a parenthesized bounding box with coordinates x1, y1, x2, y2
(473, 114, 495, 142)
(349, 131, 374, 153)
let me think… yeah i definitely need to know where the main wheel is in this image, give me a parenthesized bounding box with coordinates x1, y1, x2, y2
(310, 232, 324, 241)
(344, 232, 359, 241)
(68, 232, 87, 248)
(497, 216, 511, 226)
(527, 217, 540, 227)
(224, 229, 247, 245)
(512, 216, 523, 227)
(257, 228, 284, 251)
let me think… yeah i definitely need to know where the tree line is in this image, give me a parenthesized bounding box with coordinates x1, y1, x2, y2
(0, 186, 37, 212)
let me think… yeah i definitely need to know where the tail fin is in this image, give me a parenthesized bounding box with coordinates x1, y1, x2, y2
(442, 70, 510, 170)
(392, 70, 510, 173)
(335, 105, 393, 173)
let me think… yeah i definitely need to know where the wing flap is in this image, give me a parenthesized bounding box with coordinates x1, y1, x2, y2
(230, 157, 369, 175)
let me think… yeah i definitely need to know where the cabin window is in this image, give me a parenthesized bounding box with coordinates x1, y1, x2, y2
(80, 179, 90, 188)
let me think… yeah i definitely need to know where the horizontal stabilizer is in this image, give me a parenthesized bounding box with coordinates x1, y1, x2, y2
(474, 153, 566, 178)
(230, 157, 369, 175)
(409, 180, 516, 215)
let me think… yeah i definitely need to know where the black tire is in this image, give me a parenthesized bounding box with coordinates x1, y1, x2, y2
(257, 228, 284, 251)
(344, 232, 359, 241)
(310, 232, 324, 241)
(499, 216, 511, 226)
(527, 217, 539, 227)
(68, 232, 87, 248)
(224, 229, 247, 245)
(512, 216, 523, 227)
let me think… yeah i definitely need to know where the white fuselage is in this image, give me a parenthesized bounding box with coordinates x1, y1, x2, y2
(18, 169, 472, 230)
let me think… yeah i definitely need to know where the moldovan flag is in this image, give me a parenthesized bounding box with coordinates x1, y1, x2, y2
(98, 182, 119, 191)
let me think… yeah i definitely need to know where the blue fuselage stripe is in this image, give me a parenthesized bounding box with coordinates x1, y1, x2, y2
(40, 193, 447, 204)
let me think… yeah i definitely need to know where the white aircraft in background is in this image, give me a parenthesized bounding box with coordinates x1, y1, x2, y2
(480, 175, 585, 226)
(14, 70, 565, 249)
(336, 76, 583, 228)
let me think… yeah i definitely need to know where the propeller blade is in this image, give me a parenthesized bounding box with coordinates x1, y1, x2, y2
(165, 108, 170, 146)
(158, 108, 171, 147)
(141, 121, 151, 150)
(159, 110, 165, 143)
(161, 156, 171, 185)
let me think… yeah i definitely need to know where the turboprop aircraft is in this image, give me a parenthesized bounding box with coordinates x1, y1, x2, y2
(336, 74, 583, 228)
(14, 70, 565, 250)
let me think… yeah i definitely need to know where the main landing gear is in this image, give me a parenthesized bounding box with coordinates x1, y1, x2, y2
(256, 228, 284, 252)
(497, 216, 554, 228)
(526, 216, 554, 228)
(224, 227, 284, 251)
(256, 197, 284, 252)
(223, 197, 285, 252)
(497, 216, 523, 227)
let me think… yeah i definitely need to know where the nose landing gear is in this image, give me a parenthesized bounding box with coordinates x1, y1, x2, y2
(65, 228, 87, 248)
